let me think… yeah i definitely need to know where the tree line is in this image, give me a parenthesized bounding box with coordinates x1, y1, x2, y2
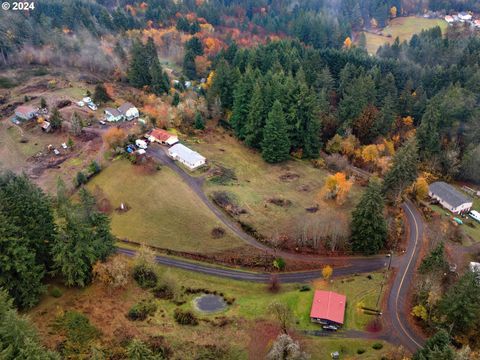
(0, 172, 115, 310)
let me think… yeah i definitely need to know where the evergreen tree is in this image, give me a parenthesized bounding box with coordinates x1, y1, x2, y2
(150, 59, 169, 95)
(208, 59, 238, 109)
(182, 49, 197, 79)
(185, 37, 203, 56)
(351, 179, 387, 255)
(230, 68, 254, 139)
(417, 104, 441, 160)
(413, 330, 454, 360)
(194, 111, 205, 130)
(0, 290, 59, 359)
(93, 84, 111, 104)
(261, 101, 290, 163)
(172, 92, 180, 107)
(49, 107, 63, 130)
(244, 82, 266, 149)
(0, 214, 46, 309)
(40, 97, 47, 109)
(128, 40, 151, 88)
(70, 112, 83, 136)
(383, 138, 418, 201)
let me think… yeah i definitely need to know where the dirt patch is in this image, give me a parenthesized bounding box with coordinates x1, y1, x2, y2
(247, 320, 280, 359)
(56, 99, 72, 109)
(296, 184, 311, 192)
(0, 101, 23, 117)
(267, 197, 292, 207)
(211, 227, 226, 239)
(208, 164, 237, 185)
(305, 205, 319, 213)
(279, 172, 300, 182)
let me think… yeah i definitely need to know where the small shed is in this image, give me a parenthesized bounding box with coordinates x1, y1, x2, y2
(428, 181, 473, 214)
(310, 290, 346, 326)
(168, 143, 206, 170)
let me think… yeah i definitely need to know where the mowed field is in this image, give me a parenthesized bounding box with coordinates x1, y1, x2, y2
(87, 159, 245, 254)
(189, 131, 362, 242)
(29, 257, 392, 359)
(362, 16, 448, 54)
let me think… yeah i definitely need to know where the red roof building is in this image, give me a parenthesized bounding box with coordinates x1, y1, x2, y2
(148, 129, 179, 146)
(310, 290, 346, 325)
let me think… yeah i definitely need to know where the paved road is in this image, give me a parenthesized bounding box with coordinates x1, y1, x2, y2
(143, 144, 426, 352)
(386, 200, 426, 352)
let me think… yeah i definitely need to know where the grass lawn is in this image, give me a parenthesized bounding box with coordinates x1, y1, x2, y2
(305, 337, 394, 359)
(188, 131, 362, 242)
(361, 16, 448, 54)
(29, 257, 391, 359)
(86, 159, 245, 254)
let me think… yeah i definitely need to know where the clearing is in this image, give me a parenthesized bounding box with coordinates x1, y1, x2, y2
(361, 16, 448, 54)
(29, 256, 392, 359)
(188, 130, 362, 249)
(86, 159, 246, 254)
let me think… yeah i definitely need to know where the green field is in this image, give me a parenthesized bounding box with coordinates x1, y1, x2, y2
(87, 159, 245, 254)
(188, 132, 362, 244)
(362, 16, 448, 54)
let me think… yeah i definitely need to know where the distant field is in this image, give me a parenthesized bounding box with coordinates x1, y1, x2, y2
(362, 16, 448, 54)
(189, 131, 362, 243)
(86, 159, 245, 254)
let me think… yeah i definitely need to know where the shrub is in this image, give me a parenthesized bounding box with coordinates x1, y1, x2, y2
(152, 284, 174, 300)
(299, 285, 311, 292)
(75, 172, 88, 187)
(49, 286, 63, 298)
(372, 343, 383, 350)
(273, 257, 286, 271)
(147, 336, 172, 358)
(127, 299, 157, 321)
(173, 308, 198, 325)
(54, 311, 99, 348)
(133, 264, 158, 289)
(357, 348, 366, 354)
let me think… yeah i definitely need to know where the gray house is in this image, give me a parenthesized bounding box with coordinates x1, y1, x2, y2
(428, 181, 473, 214)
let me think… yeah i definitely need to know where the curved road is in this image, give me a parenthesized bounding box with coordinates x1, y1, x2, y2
(126, 145, 426, 352)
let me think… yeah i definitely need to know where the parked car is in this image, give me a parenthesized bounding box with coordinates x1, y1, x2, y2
(82, 97, 92, 103)
(87, 102, 97, 111)
(77, 101, 85, 107)
(135, 139, 148, 149)
(331, 351, 340, 359)
(322, 325, 338, 331)
(99, 120, 106, 125)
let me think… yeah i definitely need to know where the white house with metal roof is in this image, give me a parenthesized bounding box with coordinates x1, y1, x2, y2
(428, 181, 473, 214)
(167, 143, 206, 170)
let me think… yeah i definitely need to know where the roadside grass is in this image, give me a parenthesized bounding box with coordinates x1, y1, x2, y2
(86, 159, 245, 254)
(305, 337, 394, 360)
(361, 16, 447, 54)
(188, 131, 361, 242)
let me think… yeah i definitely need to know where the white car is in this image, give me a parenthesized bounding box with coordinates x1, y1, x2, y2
(82, 97, 92, 103)
(135, 139, 148, 149)
(77, 101, 85, 107)
(61, 143, 67, 149)
(87, 102, 97, 111)
(99, 120, 106, 125)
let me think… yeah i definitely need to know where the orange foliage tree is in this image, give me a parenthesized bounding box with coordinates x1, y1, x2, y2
(102, 127, 127, 149)
(321, 172, 353, 205)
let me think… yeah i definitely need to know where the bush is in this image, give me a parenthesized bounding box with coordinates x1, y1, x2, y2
(299, 285, 311, 292)
(173, 308, 198, 326)
(273, 257, 286, 271)
(53, 311, 99, 349)
(49, 286, 63, 298)
(127, 299, 157, 321)
(75, 172, 88, 187)
(152, 284, 174, 300)
(133, 264, 158, 289)
(372, 343, 383, 350)
(357, 348, 366, 354)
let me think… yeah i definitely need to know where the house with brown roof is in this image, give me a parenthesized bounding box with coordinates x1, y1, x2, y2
(15, 105, 37, 121)
(118, 102, 139, 121)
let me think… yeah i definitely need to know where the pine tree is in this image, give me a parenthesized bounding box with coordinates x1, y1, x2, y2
(351, 179, 387, 255)
(93, 84, 111, 104)
(128, 40, 151, 88)
(182, 49, 197, 79)
(40, 97, 47, 109)
(172, 92, 180, 107)
(417, 104, 441, 160)
(261, 100, 290, 163)
(230, 68, 254, 139)
(244, 82, 266, 149)
(0, 290, 60, 359)
(413, 330, 454, 360)
(49, 107, 63, 130)
(70, 112, 83, 136)
(194, 111, 205, 130)
(383, 138, 418, 201)
(150, 59, 169, 95)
